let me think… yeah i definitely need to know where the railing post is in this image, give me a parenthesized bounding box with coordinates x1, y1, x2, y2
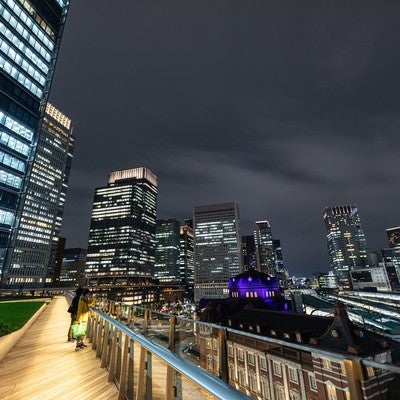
(95, 318, 103, 356)
(136, 346, 146, 399)
(127, 305, 133, 326)
(166, 316, 177, 400)
(110, 300, 115, 316)
(116, 330, 122, 381)
(218, 328, 228, 382)
(146, 349, 152, 399)
(118, 333, 130, 400)
(108, 328, 118, 382)
(100, 321, 110, 368)
(127, 338, 135, 400)
(143, 309, 150, 334)
(90, 315, 98, 348)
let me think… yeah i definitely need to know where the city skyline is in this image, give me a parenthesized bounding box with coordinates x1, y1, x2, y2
(49, 1, 400, 276)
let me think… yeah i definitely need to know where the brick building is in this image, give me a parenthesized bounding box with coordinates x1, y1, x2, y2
(198, 303, 399, 400)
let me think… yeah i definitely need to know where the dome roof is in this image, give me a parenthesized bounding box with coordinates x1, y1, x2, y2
(228, 269, 279, 292)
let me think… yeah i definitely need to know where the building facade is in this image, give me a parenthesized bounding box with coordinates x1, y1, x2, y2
(254, 220, 275, 276)
(193, 202, 242, 302)
(323, 205, 368, 289)
(2, 103, 73, 287)
(273, 239, 288, 287)
(85, 167, 158, 287)
(351, 249, 400, 292)
(386, 226, 400, 284)
(0, 0, 70, 286)
(241, 235, 255, 270)
(198, 303, 398, 400)
(318, 271, 338, 289)
(179, 222, 194, 300)
(155, 218, 180, 283)
(59, 247, 86, 287)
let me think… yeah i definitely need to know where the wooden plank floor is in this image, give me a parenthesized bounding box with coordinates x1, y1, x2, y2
(0, 296, 119, 400)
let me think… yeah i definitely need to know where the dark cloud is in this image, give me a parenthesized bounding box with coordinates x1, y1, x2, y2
(50, 0, 400, 276)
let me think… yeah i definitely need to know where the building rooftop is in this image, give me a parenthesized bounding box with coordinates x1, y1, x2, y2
(200, 300, 400, 359)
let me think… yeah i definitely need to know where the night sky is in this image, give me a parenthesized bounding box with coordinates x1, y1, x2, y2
(49, 1, 400, 277)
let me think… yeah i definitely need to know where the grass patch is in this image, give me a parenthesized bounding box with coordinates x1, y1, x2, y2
(0, 296, 50, 302)
(0, 302, 44, 337)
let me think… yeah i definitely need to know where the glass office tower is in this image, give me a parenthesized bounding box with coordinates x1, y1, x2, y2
(155, 218, 180, 283)
(0, 0, 70, 286)
(323, 205, 368, 289)
(2, 103, 73, 287)
(85, 167, 158, 287)
(254, 220, 276, 276)
(193, 202, 242, 302)
(241, 234, 255, 270)
(179, 222, 194, 300)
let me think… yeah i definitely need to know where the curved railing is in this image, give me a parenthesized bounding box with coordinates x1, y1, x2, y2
(86, 306, 252, 400)
(87, 297, 400, 400)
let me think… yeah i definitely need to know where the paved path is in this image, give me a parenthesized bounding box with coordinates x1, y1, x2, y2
(0, 296, 119, 400)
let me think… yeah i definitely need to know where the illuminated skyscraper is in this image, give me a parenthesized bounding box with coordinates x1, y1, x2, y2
(241, 235, 255, 270)
(0, 0, 70, 286)
(193, 202, 242, 302)
(323, 205, 368, 289)
(155, 218, 180, 283)
(85, 167, 158, 286)
(254, 220, 275, 276)
(179, 222, 194, 299)
(386, 226, 400, 288)
(59, 247, 86, 287)
(387, 226, 400, 268)
(2, 103, 74, 287)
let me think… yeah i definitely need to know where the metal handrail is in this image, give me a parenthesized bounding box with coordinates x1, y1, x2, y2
(88, 307, 252, 400)
(95, 298, 400, 374)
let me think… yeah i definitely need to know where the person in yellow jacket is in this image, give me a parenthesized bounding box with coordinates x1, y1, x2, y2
(74, 287, 96, 350)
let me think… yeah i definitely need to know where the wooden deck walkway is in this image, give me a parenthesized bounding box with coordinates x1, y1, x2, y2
(0, 296, 119, 400)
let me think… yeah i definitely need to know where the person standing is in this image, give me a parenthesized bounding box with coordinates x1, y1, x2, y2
(75, 288, 96, 350)
(67, 287, 82, 342)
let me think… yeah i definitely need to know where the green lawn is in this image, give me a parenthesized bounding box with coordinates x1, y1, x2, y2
(0, 302, 44, 337)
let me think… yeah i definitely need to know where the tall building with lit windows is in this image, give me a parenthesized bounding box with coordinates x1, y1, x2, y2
(85, 167, 158, 287)
(0, 0, 70, 287)
(193, 202, 242, 302)
(323, 205, 368, 289)
(2, 103, 73, 287)
(155, 218, 180, 283)
(241, 235, 255, 270)
(254, 220, 275, 276)
(387, 226, 400, 268)
(179, 222, 194, 299)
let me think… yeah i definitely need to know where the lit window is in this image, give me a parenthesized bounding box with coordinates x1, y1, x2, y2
(366, 366, 375, 378)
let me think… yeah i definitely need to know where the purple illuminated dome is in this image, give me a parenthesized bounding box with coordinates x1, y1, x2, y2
(228, 269, 280, 301)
